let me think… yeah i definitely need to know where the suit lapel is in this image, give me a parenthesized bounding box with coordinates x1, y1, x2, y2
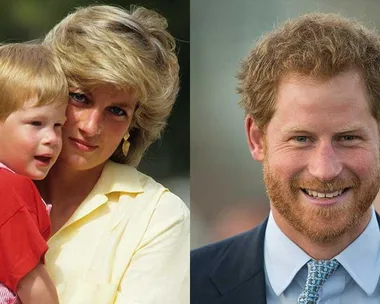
(207, 211, 380, 304)
(210, 219, 268, 304)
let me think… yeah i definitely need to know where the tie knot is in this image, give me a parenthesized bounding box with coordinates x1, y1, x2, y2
(298, 259, 340, 304)
(307, 259, 340, 280)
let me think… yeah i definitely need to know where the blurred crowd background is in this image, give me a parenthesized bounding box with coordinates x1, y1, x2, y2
(191, 0, 380, 249)
(0, 0, 189, 207)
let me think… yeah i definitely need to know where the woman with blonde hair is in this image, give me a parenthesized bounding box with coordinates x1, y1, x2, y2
(35, 4, 189, 303)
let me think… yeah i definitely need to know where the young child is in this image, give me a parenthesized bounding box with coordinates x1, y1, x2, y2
(0, 43, 68, 304)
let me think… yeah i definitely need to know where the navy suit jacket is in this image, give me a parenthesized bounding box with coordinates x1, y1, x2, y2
(191, 213, 380, 304)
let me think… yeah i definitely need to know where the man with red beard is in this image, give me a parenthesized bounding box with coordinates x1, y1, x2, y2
(191, 13, 380, 304)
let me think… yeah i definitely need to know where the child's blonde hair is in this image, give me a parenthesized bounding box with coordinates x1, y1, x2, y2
(0, 43, 68, 121)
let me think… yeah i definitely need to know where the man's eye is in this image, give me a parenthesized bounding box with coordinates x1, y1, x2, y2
(341, 135, 356, 141)
(30, 121, 42, 126)
(294, 136, 308, 142)
(109, 106, 126, 116)
(69, 92, 88, 104)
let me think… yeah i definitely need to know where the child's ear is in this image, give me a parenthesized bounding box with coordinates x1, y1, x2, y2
(245, 115, 265, 162)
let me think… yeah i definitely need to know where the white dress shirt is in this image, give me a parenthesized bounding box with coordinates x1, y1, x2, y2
(264, 207, 380, 303)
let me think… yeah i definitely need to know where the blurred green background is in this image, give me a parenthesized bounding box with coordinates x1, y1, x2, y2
(0, 0, 189, 203)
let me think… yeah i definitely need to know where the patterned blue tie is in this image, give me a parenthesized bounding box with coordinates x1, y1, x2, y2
(297, 259, 340, 304)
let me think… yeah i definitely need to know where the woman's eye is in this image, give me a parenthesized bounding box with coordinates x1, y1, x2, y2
(69, 92, 88, 104)
(30, 121, 42, 126)
(108, 106, 126, 116)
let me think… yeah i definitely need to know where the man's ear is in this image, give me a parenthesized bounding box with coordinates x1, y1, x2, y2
(245, 115, 265, 162)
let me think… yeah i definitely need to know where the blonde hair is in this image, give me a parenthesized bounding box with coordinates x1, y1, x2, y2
(237, 13, 380, 131)
(43, 5, 180, 167)
(0, 43, 68, 121)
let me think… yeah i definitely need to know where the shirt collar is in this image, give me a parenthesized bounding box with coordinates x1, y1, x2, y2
(264, 211, 310, 296)
(54, 161, 144, 233)
(95, 160, 144, 194)
(0, 162, 51, 208)
(1, 161, 144, 194)
(335, 207, 380, 295)
(265, 207, 380, 296)
(0, 162, 15, 173)
(0, 161, 144, 194)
